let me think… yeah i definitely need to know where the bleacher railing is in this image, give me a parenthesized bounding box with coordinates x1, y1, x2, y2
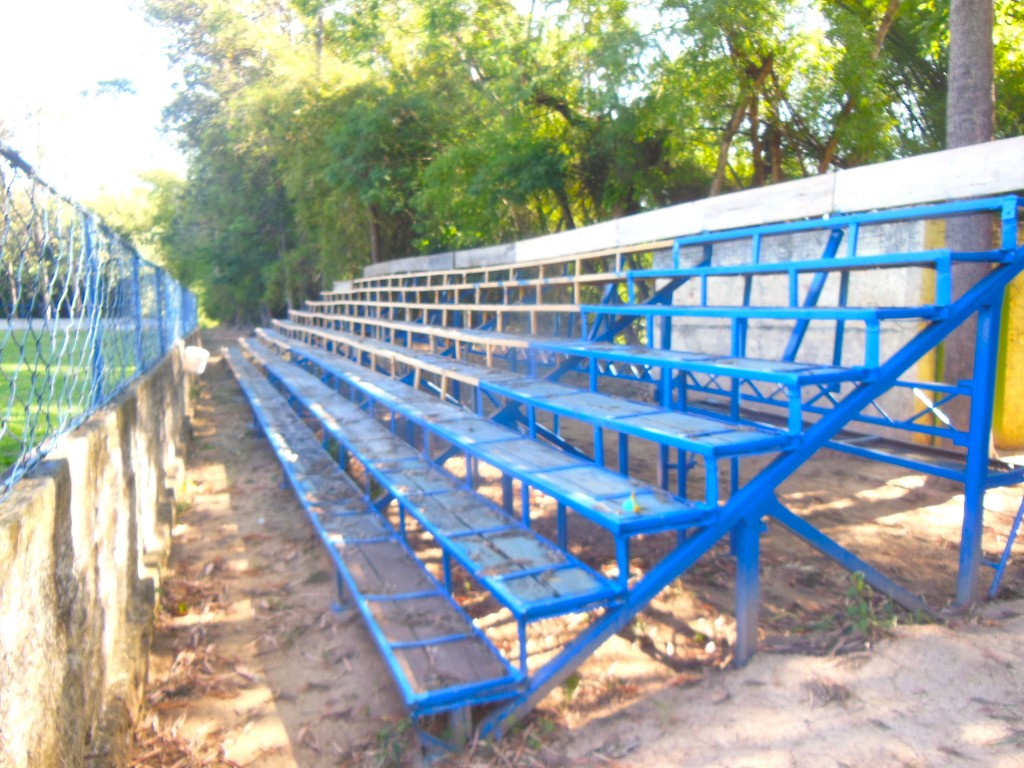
(0, 141, 198, 499)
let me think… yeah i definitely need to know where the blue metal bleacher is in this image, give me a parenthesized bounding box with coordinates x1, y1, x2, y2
(230, 194, 1024, 743)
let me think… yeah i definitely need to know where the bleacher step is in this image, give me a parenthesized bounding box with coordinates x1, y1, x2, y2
(224, 347, 519, 714)
(239, 338, 620, 621)
(255, 329, 719, 534)
(272, 320, 794, 477)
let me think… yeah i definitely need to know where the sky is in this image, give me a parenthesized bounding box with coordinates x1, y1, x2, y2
(0, 0, 183, 202)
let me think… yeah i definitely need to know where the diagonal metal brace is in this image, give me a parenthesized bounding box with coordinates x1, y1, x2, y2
(766, 497, 934, 616)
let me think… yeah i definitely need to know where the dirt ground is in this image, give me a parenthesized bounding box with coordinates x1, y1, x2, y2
(129, 329, 1024, 767)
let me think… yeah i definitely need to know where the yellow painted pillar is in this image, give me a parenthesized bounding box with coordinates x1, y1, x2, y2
(919, 219, 1024, 451)
(994, 272, 1024, 450)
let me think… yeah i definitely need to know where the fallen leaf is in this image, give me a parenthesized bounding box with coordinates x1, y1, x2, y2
(234, 663, 260, 684)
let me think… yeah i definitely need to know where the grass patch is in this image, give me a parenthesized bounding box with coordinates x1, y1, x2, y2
(0, 324, 150, 470)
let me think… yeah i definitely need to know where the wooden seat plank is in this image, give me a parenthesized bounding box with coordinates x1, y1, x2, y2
(393, 638, 517, 696)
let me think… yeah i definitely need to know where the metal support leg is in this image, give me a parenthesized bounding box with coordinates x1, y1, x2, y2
(447, 706, 473, 746)
(658, 445, 669, 490)
(502, 476, 514, 515)
(677, 449, 687, 498)
(616, 537, 630, 589)
(557, 503, 568, 549)
(660, 366, 671, 408)
(733, 513, 761, 666)
(332, 570, 349, 613)
(957, 303, 1002, 607)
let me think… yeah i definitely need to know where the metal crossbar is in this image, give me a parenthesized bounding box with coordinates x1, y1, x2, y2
(0, 142, 198, 498)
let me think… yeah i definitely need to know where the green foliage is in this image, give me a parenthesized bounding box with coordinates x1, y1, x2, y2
(137, 0, 1021, 321)
(373, 718, 411, 768)
(994, 0, 1024, 138)
(561, 671, 581, 709)
(845, 570, 897, 641)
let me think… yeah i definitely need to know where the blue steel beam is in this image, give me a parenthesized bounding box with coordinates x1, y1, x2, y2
(668, 195, 1022, 262)
(781, 227, 845, 361)
(956, 299, 1003, 606)
(986, 496, 1024, 598)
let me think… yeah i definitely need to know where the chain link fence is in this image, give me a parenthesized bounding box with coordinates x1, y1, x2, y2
(0, 141, 198, 499)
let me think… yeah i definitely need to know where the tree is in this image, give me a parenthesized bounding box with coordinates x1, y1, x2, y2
(139, 0, 1022, 322)
(943, 0, 994, 417)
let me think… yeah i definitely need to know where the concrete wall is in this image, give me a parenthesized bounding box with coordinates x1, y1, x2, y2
(655, 220, 934, 435)
(0, 338, 195, 768)
(661, 220, 929, 361)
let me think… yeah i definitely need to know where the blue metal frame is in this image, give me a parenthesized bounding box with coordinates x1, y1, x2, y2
(261, 194, 1024, 740)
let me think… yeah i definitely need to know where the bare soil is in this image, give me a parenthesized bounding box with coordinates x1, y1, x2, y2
(130, 329, 1024, 767)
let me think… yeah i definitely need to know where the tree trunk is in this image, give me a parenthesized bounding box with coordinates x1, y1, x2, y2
(817, 0, 901, 173)
(368, 207, 382, 264)
(710, 59, 773, 196)
(750, 95, 765, 187)
(710, 94, 751, 197)
(767, 123, 783, 182)
(554, 188, 576, 231)
(944, 0, 995, 429)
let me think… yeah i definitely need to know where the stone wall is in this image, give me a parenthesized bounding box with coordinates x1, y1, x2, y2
(0, 338, 196, 768)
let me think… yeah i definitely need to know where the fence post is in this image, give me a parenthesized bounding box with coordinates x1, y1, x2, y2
(85, 214, 105, 407)
(175, 282, 184, 340)
(155, 268, 166, 355)
(178, 282, 186, 339)
(131, 252, 145, 369)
